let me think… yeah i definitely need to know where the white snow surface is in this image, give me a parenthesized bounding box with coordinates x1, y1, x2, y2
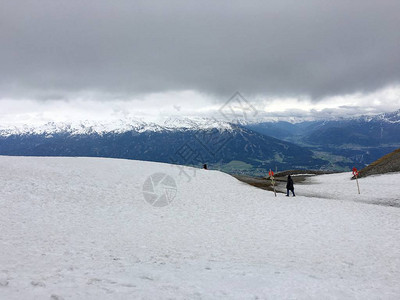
(297, 172, 400, 207)
(1, 156, 400, 299)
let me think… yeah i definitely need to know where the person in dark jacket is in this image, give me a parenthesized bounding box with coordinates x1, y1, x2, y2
(286, 175, 295, 197)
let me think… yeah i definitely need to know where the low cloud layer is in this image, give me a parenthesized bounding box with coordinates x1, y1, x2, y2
(1, 0, 400, 103)
(1, 86, 400, 127)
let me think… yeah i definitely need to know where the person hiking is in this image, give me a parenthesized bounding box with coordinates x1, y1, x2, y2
(286, 174, 295, 197)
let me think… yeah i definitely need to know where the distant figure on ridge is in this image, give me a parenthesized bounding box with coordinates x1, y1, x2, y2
(286, 175, 295, 197)
(203, 164, 208, 170)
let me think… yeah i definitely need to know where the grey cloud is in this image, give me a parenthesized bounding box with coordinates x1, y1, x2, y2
(264, 106, 377, 121)
(1, 0, 400, 101)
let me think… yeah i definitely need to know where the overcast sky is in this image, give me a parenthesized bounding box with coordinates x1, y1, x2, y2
(1, 0, 400, 124)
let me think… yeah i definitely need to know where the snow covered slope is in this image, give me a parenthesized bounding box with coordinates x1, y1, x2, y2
(1, 156, 400, 299)
(297, 172, 400, 207)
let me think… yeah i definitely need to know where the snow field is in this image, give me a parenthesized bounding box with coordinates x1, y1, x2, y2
(1, 156, 400, 299)
(295, 171, 400, 206)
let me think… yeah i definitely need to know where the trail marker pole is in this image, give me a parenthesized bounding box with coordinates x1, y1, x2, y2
(269, 169, 277, 197)
(352, 167, 360, 194)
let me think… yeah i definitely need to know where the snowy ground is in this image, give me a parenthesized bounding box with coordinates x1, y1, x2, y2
(1, 156, 400, 299)
(296, 172, 400, 207)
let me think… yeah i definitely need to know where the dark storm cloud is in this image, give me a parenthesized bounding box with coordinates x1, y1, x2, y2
(1, 0, 400, 101)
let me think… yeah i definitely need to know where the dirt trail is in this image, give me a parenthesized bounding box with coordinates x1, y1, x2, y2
(232, 174, 311, 194)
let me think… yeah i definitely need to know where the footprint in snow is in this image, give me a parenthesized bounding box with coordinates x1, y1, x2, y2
(31, 280, 46, 287)
(0, 279, 9, 287)
(140, 275, 154, 281)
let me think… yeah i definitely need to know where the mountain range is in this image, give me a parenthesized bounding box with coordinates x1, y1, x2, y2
(1, 110, 399, 175)
(246, 110, 400, 171)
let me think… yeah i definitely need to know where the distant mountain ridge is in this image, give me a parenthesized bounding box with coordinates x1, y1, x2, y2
(355, 109, 400, 123)
(246, 109, 400, 139)
(0, 117, 234, 137)
(245, 109, 400, 170)
(1, 110, 399, 174)
(0, 120, 327, 175)
(1, 110, 399, 137)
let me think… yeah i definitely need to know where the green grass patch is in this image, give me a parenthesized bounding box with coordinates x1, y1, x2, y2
(224, 160, 253, 169)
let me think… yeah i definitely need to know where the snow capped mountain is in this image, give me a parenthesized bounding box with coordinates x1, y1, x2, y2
(1, 110, 399, 137)
(359, 109, 400, 123)
(0, 117, 235, 137)
(162, 117, 234, 131)
(0, 115, 326, 174)
(1, 110, 399, 173)
(0, 119, 153, 137)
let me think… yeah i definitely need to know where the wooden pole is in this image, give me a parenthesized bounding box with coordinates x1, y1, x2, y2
(352, 168, 361, 195)
(269, 169, 276, 197)
(355, 176, 360, 194)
